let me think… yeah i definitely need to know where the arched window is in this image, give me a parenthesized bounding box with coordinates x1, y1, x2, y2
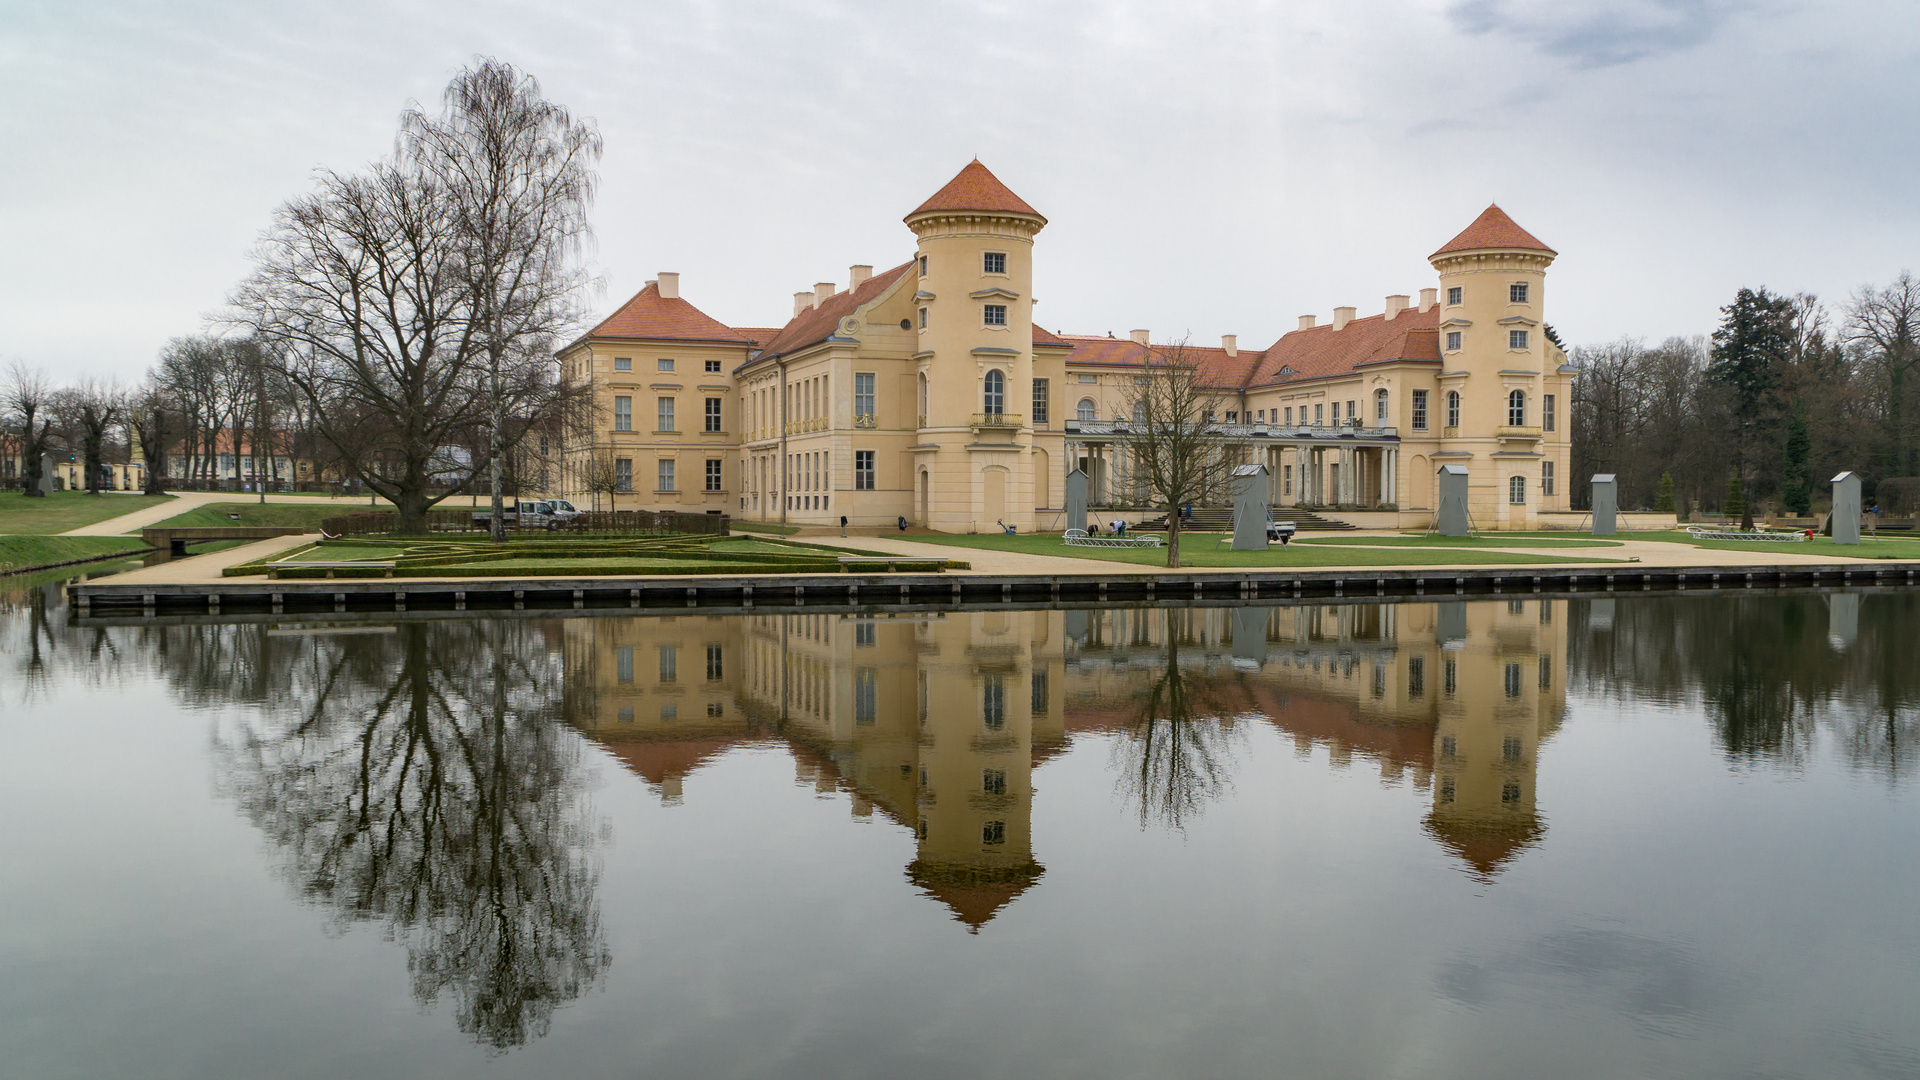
(917, 373, 928, 424)
(1508, 390, 1526, 426)
(1374, 389, 1389, 424)
(1509, 475, 1526, 505)
(983, 369, 1005, 415)
(1077, 398, 1097, 423)
(1446, 391, 1460, 429)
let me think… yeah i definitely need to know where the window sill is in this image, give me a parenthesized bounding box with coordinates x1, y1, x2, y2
(653, 430, 681, 435)
(700, 429, 729, 436)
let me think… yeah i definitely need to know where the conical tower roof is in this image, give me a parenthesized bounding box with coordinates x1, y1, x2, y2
(905, 160, 1045, 224)
(1430, 204, 1555, 260)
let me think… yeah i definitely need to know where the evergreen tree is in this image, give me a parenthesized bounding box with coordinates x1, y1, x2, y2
(1710, 287, 1795, 505)
(1725, 473, 1751, 530)
(1782, 410, 1812, 515)
(1655, 472, 1676, 513)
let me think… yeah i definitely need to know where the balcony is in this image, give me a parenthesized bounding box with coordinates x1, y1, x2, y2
(971, 412, 1023, 430)
(854, 413, 878, 429)
(1496, 425, 1543, 440)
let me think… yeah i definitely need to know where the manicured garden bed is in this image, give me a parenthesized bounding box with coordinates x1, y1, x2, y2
(226, 534, 962, 578)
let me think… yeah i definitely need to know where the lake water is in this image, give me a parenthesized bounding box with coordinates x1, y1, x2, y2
(3, 571, 1918, 1079)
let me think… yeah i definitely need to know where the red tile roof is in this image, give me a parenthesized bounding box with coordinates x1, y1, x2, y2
(1244, 307, 1442, 387)
(748, 262, 916, 363)
(730, 327, 785, 348)
(1031, 323, 1069, 348)
(1430, 204, 1555, 259)
(905, 160, 1044, 223)
(578, 281, 751, 346)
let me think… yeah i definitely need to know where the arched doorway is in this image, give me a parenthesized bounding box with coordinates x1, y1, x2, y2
(1409, 455, 1430, 509)
(1030, 447, 1050, 509)
(918, 468, 930, 525)
(983, 466, 1007, 526)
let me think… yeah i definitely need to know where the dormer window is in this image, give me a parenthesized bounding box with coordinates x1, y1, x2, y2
(1447, 286, 1463, 305)
(983, 252, 1006, 275)
(1510, 283, 1529, 303)
(983, 304, 1007, 326)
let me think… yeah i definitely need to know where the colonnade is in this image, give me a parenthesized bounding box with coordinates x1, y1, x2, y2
(1067, 440, 1400, 509)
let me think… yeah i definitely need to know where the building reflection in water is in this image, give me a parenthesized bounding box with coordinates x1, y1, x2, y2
(564, 599, 1570, 927)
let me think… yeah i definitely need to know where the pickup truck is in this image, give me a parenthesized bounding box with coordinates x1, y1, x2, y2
(472, 499, 570, 530)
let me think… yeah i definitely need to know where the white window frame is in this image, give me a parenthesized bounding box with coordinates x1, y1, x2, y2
(705, 458, 722, 492)
(983, 369, 1005, 414)
(658, 458, 676, 492)
(1447, 286, 1462, 305)
(1446, 331, 1462, 351)
(983, 304, 1007, 327)
(1411, 389, 1428, 430)
(1509, 329, 1529, 350)
(1509, 475, 1526, 505)
(1510, 283, 1528, 303)
(657, 358, 674, 372)
(705, 396, 723, 432)
(854, 373, 875, 421)
(657, 396, 676, 432)
(1508, 390, 1526, 427)
(613, 396, 632, 432)
(982, 251, 1006, 275)
(614, 357, 632, 371)
(854, 449, 875, 490)
(1076, 398, 1097, 423)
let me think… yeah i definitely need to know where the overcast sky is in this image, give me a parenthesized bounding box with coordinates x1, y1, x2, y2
(4, 0, 1917, 381)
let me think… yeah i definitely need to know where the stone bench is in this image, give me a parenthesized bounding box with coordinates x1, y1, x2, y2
(1063, 528, 1163, 549)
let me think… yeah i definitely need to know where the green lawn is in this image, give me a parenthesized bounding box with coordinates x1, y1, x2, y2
(895, 532, 1624, 568)
(0, 492, 176, 534)
(1297, 533, 1624, 549)
(729, 521, 801, 535)
(141, 501, 344, 532)
(1630, 530, 1920, 559)
(0, 535, 153, 574)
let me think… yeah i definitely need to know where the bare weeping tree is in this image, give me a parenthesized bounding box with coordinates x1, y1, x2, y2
(1120, 339, 1241, 567)
(401, 59, 601, 541)
(3, 361, 56, 496)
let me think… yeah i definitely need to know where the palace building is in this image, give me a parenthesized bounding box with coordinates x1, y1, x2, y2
(557, 161, 1573, 531)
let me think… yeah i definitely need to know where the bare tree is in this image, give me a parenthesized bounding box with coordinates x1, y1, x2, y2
(232, 162, 492, 533)
(128, 376, 179, 495)
(576, 446, 624, 512)
(64, 378, 126, 494)
(1847, 271, 1920, 476)
(3, 361, 57, 497)
(1119, 340, 1241, 567)
(401, 59, 601, 541)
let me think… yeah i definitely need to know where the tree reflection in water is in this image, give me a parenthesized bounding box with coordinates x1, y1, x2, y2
(212, 620, 608, 1053)
(1113, 609, 1243, 831)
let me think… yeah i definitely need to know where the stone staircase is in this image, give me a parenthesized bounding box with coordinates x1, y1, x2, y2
(1133, 507, 1359, 531)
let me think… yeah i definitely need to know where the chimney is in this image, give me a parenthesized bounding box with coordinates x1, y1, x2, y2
(1130, 329, 1150, 345)
(1298, 315, 1317, 331)
(656, 272, 680, 300)
(794, 291, 815, 317)
(815, 282, 836, 308)
(1222, 334, 1237, 357)
(848, 264, 872, 289)
(1333, 306, 1356, 331)
(1419, 287, 1438, 312)
(1384, 294, 1409, 320)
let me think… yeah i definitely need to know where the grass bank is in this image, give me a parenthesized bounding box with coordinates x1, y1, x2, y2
(1630, 530, 1920, 559)
(892, 532, 1622, 568)
(140, 501, 343, 532)
(0, 492, 176, 534)
(0, 535, 152, 574)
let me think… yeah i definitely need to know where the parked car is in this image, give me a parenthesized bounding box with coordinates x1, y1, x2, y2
(1267, 520, 1298, 545)
(472, 499, 561, 530)
(543, 499, 583, 524)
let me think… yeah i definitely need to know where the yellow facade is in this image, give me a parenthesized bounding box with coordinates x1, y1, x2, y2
(560, 163, 1575, 530)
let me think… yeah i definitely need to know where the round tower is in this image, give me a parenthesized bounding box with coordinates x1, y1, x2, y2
(902, 161, 1047, 531)
(1427, 205, 1558, 528)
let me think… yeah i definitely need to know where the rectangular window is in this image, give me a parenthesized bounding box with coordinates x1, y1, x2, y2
(1542, 460, 1556, 496)
(703, 360, 721, 375)
(705, 458, 722, 491)
(1411, 389, 1428, 430)
(1447, 286, 1462, 305)
(706, 644, 723, 681)
(1285, 407, 1293, 425)
(701, 396, 721, 433)
(982, 768, 1006, 795)
(659, 646, 678, 683)
(854, 373, 875, 423)
(854, 449, 875, 490)
(1031, 670, 1048, 716)
(917, 254, 928, 276)
(1408, 656, 1425, 697)
(983, 674, 1005, 730)
(1445, 658, 1457, 696)
(657, 358, 674, 372)
(1031, 377, 1049, 423)
(616, 646, 633, 684)
(855, 619, 875, 647)
(1540, 654, 1553, 688)
(614, 357, 632, 371)
(982, 821, 1006, 846)
(918, 306, 928, 329)
(707, 701, 724, 717)
(855, 668, 877, 724)
(1542, 393, 1556, 432)
(1509, 329, 1529, 349)
(1283, 464, 1292, 495)
(983, 304, 1007, 326)
(614, 458, 633, 492)
(1314, 403, 1323, 424)
(617, 706, 634, 722)
(657, 397, 675, 431)
(1077, 373, 1097, 384)
(983, 252, 1006, 274)
(1510, 283, 1528, 303)
(1225, 410, 1238, 424)
(657, 459, 676, 491)
(613, 396, 632, 431)
(1446, 331, 1462, 351)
